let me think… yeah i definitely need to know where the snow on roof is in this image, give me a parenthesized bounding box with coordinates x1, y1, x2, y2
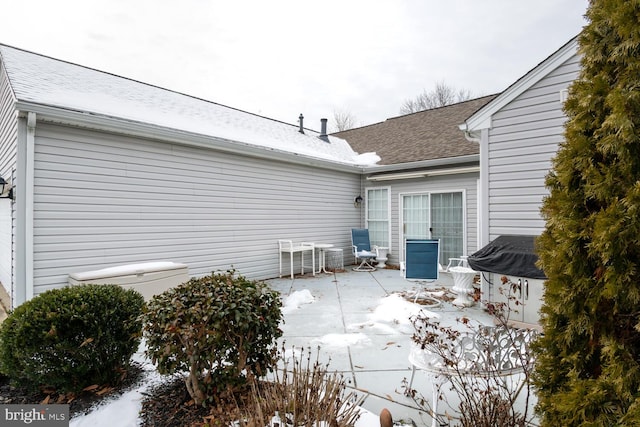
(0, 44, 379, 166)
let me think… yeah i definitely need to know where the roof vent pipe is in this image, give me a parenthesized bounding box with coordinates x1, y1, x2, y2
(298, 114, 304, 134)
(319, 118, 330, 142)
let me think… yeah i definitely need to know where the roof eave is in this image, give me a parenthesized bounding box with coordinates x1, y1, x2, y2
(15, 101, 362, 174)
(362, 154, 479, 174)
(464, 37, 579, 132)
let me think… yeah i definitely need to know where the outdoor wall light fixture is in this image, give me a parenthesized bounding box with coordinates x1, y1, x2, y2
(354, 195, 363, 208)
(0, 177, 14, 200)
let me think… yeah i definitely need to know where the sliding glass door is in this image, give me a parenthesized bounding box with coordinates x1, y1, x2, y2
(402, 194, 430, 240)
(401, 191, 464, 264)
(430, 192, 463, 263)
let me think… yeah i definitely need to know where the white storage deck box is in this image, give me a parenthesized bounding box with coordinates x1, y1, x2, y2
(68, 261, 189, 301)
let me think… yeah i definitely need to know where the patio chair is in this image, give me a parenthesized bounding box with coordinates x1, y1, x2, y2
(351, 228, 377, 271)
(404, 238, 439, 280)
(403, 238, 440, 303)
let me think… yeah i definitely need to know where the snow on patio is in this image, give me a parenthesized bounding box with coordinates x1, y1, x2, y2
(346, 293, 439, 335)
(281, 289, 315, 314)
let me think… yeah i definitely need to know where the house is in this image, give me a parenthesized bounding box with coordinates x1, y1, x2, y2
(334, 95, 497, 268)
(0, 36, 576, 312)
(461, 37, 579, 246)
(0, 44, 381, 307)
(461, 37, 580, 325)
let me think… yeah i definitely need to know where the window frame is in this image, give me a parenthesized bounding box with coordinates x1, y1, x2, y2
(364, 186, 392, 252)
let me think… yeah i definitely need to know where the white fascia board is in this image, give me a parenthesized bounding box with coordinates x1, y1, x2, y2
(464, 37, 579, 133)
(366, 165, 480, 181)
(361, 154, 479, 174)
(15, 102, 362, 174)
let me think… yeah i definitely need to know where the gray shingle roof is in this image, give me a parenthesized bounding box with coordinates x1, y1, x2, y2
(333, 94, 498, 166)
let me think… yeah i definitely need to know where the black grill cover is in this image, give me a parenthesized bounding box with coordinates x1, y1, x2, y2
(467, 235, 546, 280)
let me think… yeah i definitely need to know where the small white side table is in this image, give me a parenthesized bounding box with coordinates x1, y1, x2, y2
(314, 243, 334, 273)
(278, 240, 315, 279)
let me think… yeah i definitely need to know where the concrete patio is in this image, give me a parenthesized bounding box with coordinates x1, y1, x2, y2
(266, 267, 526, 426)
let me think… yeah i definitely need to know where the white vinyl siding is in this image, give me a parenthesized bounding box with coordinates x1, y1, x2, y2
(0, 62, 17, 296)
(487, 53, 581, 240)
(31, 123, 362, 294)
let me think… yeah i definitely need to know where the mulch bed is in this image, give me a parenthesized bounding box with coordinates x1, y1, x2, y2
(139, 377, 214, 427)
(0, 363, 145, 417)
(0, 366, 255, 427)
(139, 376, 257, 427)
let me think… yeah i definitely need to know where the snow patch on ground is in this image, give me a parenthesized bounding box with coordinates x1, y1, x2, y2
(282, 289, 315, 314)
(348, 293, 440, 334)
(70, 343, 162, 427)
(311, 333, 372, 348)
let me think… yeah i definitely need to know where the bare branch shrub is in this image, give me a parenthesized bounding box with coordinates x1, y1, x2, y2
(403, 298, 538, 427)
(238, 346, 365, 426)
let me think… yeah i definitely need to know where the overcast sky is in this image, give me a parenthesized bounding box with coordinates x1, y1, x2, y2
(2, 1, 588, 132)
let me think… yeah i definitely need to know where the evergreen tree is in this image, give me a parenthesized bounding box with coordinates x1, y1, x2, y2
(533, 1, 640, 425)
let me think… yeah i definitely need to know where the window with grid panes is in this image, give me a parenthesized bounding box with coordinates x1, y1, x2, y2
(366, 188, 390, 249)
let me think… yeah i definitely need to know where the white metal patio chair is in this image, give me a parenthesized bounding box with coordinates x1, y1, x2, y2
(408, 325, 539, 427)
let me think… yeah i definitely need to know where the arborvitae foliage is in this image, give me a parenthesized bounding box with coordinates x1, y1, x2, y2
(532, 1, 640, 425)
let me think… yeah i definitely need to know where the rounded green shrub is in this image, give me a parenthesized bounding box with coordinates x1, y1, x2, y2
(142, 270, 283, 406)
(0, 284, 145, 393)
